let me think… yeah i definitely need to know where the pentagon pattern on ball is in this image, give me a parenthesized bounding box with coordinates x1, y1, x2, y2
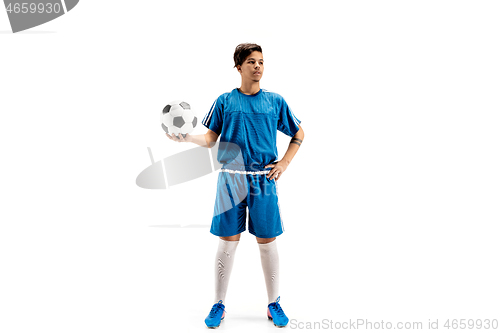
(161, 100, 198, 136)
(173, 116, 186, 128)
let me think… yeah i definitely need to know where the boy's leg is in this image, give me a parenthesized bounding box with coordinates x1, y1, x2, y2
(248, 175, 283, 303)
(213, 234, 241, 304)
(205, 235, 241, 328)
(258, 237, 289, 327)
(256, 237, 279, 304)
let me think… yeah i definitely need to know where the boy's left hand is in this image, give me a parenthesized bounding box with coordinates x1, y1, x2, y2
(265, 160, 289, 181)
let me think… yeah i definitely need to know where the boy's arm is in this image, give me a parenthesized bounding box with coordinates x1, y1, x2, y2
(266, 124, 304, 181)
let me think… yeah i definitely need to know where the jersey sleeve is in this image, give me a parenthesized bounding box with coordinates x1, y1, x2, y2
(202, 95, 224, 135)
(277, 95, 301, 137)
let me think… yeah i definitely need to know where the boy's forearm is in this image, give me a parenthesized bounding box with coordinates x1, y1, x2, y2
(282, 141, 301, 165)
(187, 134, 211, 148)
(281, 127, 304, 165)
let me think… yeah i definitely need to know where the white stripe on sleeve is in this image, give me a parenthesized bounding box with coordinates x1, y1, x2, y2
(203, 99, 217, 126)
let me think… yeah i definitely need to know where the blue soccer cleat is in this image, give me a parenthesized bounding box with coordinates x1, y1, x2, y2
(205, 300, 226, 329)
(267, 296, 289, 327)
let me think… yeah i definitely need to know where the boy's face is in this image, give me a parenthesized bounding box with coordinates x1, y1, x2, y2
(238, 51, 264, 82)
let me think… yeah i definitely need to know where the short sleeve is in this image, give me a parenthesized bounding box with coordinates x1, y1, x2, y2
(202, 96, 224, 135)
(277, 95, 301, 137)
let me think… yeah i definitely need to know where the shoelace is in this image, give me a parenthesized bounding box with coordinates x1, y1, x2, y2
(269, 297, 285, 317)
(209, 300, 225, 318)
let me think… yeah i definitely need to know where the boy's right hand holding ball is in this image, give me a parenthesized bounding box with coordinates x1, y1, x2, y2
(166, 133, 191, 143)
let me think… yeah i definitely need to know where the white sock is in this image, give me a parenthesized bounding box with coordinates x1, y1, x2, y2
(213, 239, 239, 304)
(258, 240, 280, 304)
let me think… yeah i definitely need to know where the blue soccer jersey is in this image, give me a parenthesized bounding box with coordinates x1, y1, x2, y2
(202, 88, 301, 171)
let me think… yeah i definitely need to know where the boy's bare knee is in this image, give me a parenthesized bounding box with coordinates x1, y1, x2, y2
(256, 236, 276, 244)
(220, 234, 241, 241)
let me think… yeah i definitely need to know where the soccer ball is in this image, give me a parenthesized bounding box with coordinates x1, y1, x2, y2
(161, 100, 198, 137)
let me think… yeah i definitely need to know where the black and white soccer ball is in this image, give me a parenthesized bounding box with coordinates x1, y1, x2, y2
(161, 100, 198, 137)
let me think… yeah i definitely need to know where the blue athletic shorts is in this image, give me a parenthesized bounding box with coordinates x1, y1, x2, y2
(210, 169, 284, 238)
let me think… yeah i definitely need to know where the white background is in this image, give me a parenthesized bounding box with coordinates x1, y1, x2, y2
(1, 1, 499, 332)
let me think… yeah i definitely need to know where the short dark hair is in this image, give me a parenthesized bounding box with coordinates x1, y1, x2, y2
(233, 43, 263, 68)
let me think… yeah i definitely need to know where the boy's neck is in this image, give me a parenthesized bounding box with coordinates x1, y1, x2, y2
(238, 82, 260, 95)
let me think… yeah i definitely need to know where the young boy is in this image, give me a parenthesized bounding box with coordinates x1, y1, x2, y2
(166, 43, 304, 328)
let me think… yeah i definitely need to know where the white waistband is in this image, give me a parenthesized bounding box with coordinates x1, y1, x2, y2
(221, 169, 270, 175)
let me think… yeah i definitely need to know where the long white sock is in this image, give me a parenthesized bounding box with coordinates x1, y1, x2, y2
(213, 239, 239, 304)
(258, 240, 280, 304)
